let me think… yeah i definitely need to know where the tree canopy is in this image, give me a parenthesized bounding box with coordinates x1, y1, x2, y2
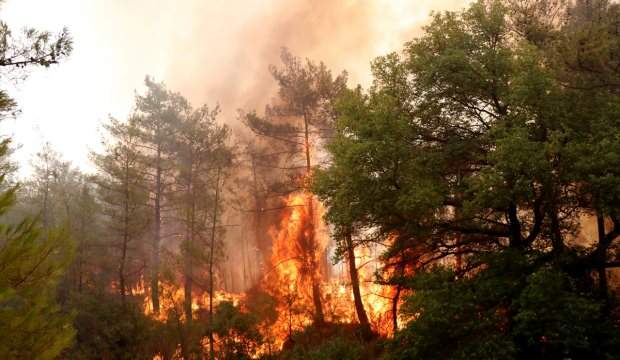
(314, 0, 620, 358)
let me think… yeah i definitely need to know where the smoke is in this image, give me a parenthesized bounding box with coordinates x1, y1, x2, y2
(2, 0, 471, 172)
(4, 0, 471, 292)
(87, 0, 471, 119)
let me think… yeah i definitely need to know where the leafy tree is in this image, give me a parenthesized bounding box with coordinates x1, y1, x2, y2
(275, 324, 368, 360)
(65, 291, 159, 360)
(315, 0, 620, 358)
(386, 251, 619, 360)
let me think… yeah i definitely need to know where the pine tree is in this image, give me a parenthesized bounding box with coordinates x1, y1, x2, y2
(92, 116, 150, 307)
(172, 103, 232, 359)
(0, 138, 74, 359)
(245, 48, 347, 324)
(0, 6, 74, 357)
(133, 77, 187, 315)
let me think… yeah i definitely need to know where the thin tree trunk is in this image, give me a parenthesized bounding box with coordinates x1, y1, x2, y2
(120, 233, 128, 307)
(508, 203, 522, 248)
(344, 229, 370, 333)
(78, 204, 85, 293)
(77, 186, 86, 293)
(209, 168, 222, 360)
(391, 262, 405, 334)
(42, 166, 50, 231)
(152, 146, 162, 314)
(549, 196, 564, 253)
(120, 159, 130, 308)
(241, 226, 248, 290)
(251, 155, 262, 284)
(596, 213, 609, 304)
(303, 110, 324, 325)
(391, 284, 401, 334)
(183, 175, 194, 322)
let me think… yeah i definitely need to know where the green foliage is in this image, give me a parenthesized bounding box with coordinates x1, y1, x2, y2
(0, 141, 74, 359)
(513, 268, 620, 359)
(315, 1, 620, 359)
(385, 251, 620, 360)
(211, 301, 262, 359)
(0, 21, 72, 68)
(65, 292, 160, 360)
(385, 251, 523, 360)
(275, 324, 368, 360)
(280, 337, 365, 360)
(0, 9, 75, 359)
(0, 9, 72, 120)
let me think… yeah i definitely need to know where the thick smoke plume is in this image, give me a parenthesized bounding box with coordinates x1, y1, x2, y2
(91, 0, 470, 117)
(2, 0, 470, 172)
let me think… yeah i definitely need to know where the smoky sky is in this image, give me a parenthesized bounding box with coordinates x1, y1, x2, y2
(2, 0, 470, 172)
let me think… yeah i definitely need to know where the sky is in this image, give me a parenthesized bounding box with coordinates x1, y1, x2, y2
(0, 0, 469, 175)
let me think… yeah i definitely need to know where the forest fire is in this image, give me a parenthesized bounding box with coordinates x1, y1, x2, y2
(261, 192, 326, 346)
(131, 191, 395, 356)
(139, 281, 242, 321)
(256, 192, 395, 347)
(5, 1, 620, 359)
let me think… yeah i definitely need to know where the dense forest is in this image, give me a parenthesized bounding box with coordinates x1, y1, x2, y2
(1, 0, 620, 359)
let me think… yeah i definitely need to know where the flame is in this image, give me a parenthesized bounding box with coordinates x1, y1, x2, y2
(137, 278, 241, 321)
(135, 192, 397, 358)
(260, 192, 318, 348)
(258, 192, 396, 350)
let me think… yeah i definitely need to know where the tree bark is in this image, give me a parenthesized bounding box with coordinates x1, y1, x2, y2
(251, 155, 262, 284)
(208, 168, 222, 360)
(120, 158, 130, 308)
(151, 146, 162, 314)
(596, 213, 609, 304)
(303, 109, 324, 325)
(183, 153, 195, 322)
(507, 202, 522, 248)
(344, 229, 371, 332)
(391, 284, 401, 334)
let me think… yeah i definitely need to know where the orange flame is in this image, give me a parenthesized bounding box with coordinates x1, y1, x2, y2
(138, 192, 397, 358)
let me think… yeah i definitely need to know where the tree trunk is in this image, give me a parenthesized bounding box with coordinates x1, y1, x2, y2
(120, 236, 127, 307)
(78, 198, 85, 293)
(184, 162, 194, 322)
(303, 110, 324, 325)
(596, 213, 609, 304)
(209, 168, 222, 360)
(549, 192, 565, 253)
(241, 228, 248, 290)
(120, 158, 130, 308)
(251, 155, 262, 284)
(507, 203, 522, 248)
(151, 147, 162, 314)
(344, 230, 371, 333)
(391, 284, 402, 334)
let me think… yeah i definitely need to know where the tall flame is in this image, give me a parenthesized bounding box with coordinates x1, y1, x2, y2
(139, 192, 398, 357)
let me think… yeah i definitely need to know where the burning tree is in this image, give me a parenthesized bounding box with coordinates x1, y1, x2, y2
(244, 48, 347, 325)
